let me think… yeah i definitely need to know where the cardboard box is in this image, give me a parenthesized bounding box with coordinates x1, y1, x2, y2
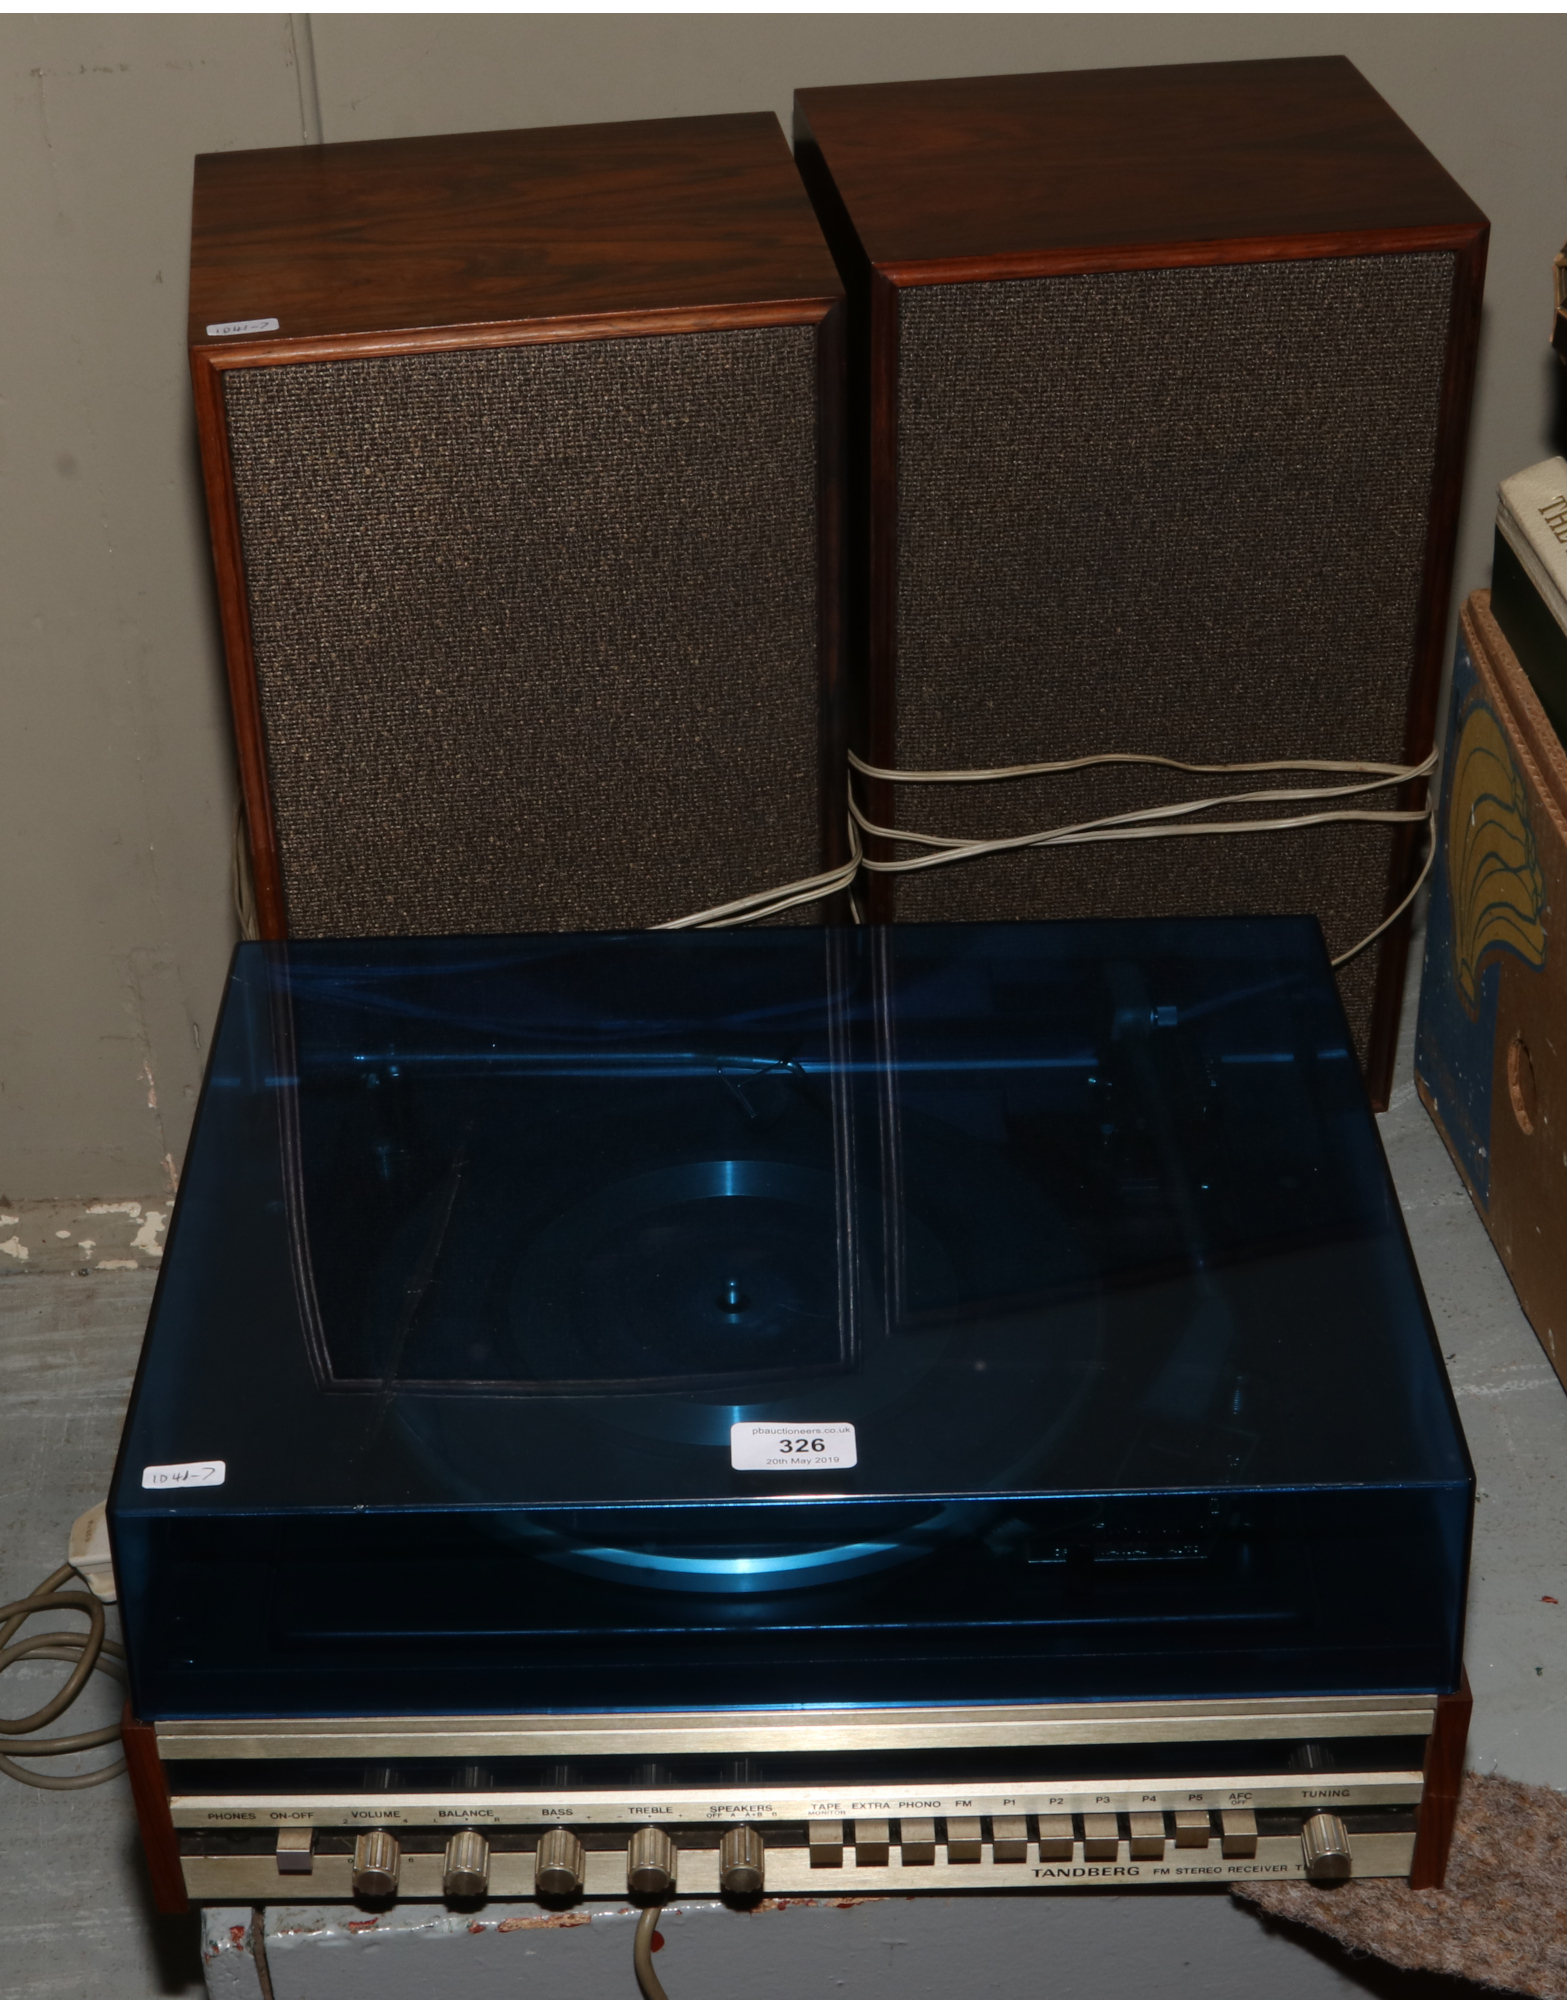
(1416, 592, 1567, 1386)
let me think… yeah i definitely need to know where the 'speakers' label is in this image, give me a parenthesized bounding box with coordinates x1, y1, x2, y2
(730, 1423, 856, 1471)
(204, 317, 279, 337)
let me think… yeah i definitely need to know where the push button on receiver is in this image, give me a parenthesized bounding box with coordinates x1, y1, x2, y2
(992, 1815, 1029, 1862)
(1221, 1808, 1258, 1858)
(1037, 1814, 1074, 1860)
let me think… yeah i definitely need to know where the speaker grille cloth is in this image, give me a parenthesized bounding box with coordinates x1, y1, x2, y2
(893, 254, 1456, 1054)
(225, 327, 820, 935)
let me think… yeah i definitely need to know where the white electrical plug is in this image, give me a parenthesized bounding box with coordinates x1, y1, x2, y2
(66, 1501, 117, 1603)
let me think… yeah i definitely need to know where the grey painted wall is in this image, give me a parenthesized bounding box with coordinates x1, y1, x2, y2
(3, 14, 1564, 1198)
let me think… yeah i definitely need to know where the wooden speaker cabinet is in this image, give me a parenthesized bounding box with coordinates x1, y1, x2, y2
(795, 56, 1487, 1103)
(189, 115, 845, 939)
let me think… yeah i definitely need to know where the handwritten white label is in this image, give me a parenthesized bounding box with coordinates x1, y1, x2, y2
(205, 317, 279, 338)
(730, 1423, 856, 1472)
(142, 1460, 226, 1490)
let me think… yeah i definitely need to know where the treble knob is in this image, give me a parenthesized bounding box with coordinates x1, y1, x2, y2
(628, 1825, 677, 1896)
(535, 1826, 585, 1897)
(1301, 1811, 1354, 1882)
(719, 1824, 765, 1896)
(352, 1829, 400, 1898)
(442, 1827, 490, 1898)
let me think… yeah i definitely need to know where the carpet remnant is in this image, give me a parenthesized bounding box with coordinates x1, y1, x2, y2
(1234, 1776, 1567, 1999)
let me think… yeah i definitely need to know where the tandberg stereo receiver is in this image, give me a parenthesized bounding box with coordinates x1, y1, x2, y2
(110, 920, 1472, 1910)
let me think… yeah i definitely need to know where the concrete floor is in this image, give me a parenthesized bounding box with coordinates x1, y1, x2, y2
(2, 948, 1564, 1999)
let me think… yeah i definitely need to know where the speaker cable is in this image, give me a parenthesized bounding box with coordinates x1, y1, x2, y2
(654, 822, 863, 932)
(845, 745, 1437, 969)
(659, 745, 1435, 970)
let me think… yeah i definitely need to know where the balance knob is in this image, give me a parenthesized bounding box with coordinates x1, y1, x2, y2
(352, 1829, 401, 1897)
(719, 1824, 765, 1896)
(628, 1826, 677, 1895)
(442, 1827, 490, 1898)
(1301, 1811, 1353, 1882)
(535, 1826, 585, 1897)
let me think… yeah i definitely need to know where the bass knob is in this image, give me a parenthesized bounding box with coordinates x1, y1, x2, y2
(535, 1826, 585, 1897)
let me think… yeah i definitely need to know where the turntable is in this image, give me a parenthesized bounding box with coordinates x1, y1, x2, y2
(110, 918, 1473, 1909)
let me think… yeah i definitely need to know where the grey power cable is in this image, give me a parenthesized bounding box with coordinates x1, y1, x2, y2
(0, 1564, 126, 1789)
(632, 1905, 671, 2000)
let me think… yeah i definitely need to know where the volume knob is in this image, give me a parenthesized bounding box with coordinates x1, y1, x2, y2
(1301, 1811, 1353, 1882)
(535, 1826, 585, 1897)
(628, 1826, 677, 1896)
(719, 1824, 765, 1896)
(352, 1829, 400, 1897)
(442, 1828, 490, 1898)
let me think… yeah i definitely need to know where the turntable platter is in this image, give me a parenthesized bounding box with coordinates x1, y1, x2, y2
(507, 1156, 846, 1388)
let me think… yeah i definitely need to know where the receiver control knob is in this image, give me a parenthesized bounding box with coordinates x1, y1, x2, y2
(719, 1824, 765, 1895)
(442, 1828, 490, 1898)
(1301, 1811, 1353, 1882)
(535, 1827, 585, 1897)
(352, 1829, 401, 1898)
(628, 1826, 677, 1896)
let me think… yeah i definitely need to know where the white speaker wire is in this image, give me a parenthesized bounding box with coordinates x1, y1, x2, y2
(850, 767, 1433, 865)
(654, 818, 863, 931)
(848, 747, 1437, 787)
(659, 745, 1436, 970)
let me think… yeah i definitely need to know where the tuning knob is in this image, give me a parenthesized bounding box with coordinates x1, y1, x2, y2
(719, 1824, 765, 1895)
(1301, 1811, 1353, 1882)
(535, 1826, 585, 1896)
(628, 1826, 677, 1895)
(352, 1829, 400, 1897)
(442, 1828, 490, 1898)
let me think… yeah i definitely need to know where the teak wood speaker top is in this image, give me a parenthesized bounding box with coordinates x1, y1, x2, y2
(794, 55, 1487, 274)
(189, 112, 843, 347)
